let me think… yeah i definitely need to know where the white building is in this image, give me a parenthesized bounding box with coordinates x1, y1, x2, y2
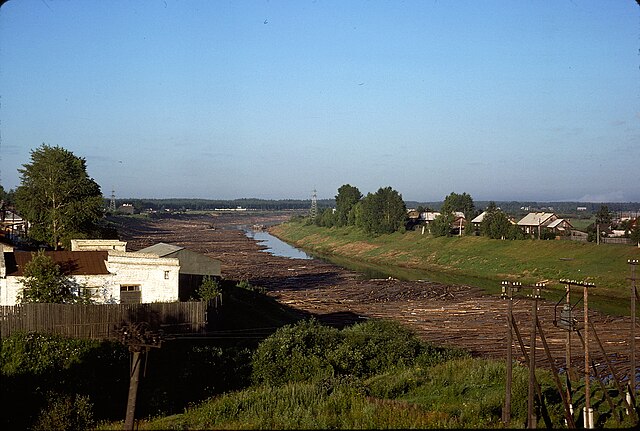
(0, 247, 180, 306)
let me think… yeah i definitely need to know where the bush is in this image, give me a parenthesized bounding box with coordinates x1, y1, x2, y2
(251, 319, 341, 386)
(0, 332, 100, 376)
(32, 392, 95, 431)
(0, 333, 128, 429)
(330, 319, 423, 377)
(195, 275, 221, 301)
(251, 318, 469, 387)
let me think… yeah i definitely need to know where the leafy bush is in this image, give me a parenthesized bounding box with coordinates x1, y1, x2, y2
(330, 319, 423, 377)
(251, 319, 341, 386)
(0, 332, 100, 376)
(252, 318, 469, 387)
(195, 275, 221, 301)
(235, 279, 265, 294)
(32, 392, 95, 431)
(0, 333, 128, 430)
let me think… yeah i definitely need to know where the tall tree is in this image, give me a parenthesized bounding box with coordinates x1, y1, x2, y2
(334, 184, 362, 227)
(430, 212, 455, 237)
(15, 144, 104, 250)
(357, 187, 406, 235)
(441, 192, 475, 221)
(595, 205, 612, 226)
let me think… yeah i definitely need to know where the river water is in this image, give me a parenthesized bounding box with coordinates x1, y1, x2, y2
(244, 229, 313, 260)
(243, 229, 498, 291)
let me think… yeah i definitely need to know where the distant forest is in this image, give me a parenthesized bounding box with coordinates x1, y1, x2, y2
(107, 197, 640, 217)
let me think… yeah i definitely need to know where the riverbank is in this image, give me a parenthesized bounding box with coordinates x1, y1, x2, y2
(110, 213, 638, 381)
(270, 221, 640, 316)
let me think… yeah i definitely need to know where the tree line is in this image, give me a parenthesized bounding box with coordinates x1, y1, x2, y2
(4, 144, 639, 249)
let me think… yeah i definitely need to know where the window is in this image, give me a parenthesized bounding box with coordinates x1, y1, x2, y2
(120, 285, 141, 304)
(164, 270, 170, 279)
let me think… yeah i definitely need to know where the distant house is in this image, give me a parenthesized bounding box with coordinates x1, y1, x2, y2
(546, 218, 573, 236)
(420, 212, 441, 224)
(71, 239, 127, 252)
(451, 212, 466, 235)
(517, 212, 572, 238)
(136, 243, 222, 301)
(517, 212, 558, 236)
(470, 211, 487, 233)
(118, 203, 135, 215)
(1, 210, 27, 240)
(0, 249, 180, 306)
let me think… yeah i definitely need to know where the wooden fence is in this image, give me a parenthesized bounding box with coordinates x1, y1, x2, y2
(0, 296, 221, 340)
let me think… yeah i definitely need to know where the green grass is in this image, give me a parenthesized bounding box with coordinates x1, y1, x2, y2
(271, 222, 640, 316)
(98, 357, 636, 430)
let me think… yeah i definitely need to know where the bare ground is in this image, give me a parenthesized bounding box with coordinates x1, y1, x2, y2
(112, 211, 639, 385)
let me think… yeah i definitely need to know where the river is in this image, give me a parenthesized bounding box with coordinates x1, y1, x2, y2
(243, 229, 498, 291)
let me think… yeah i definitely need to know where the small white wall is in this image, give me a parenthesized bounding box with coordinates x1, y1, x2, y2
(106, 251, 180, 303)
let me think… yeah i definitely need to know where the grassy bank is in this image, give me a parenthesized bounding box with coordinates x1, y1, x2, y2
(271, 221, 640, 316)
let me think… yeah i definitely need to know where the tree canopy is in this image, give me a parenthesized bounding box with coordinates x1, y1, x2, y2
(441, 192, 476, 220)
(15, 144, 104, 250)
(357, 187, 406, 235)
(334, 184, 362, 227)
(479, 202, 519, 239)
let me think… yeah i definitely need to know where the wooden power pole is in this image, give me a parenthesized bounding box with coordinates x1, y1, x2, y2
(118, 322, 163, 431)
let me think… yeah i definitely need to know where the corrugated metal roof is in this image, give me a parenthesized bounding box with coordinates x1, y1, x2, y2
(6, 251, 109, 276)
(517, 212, 555, 226)
(136, 243, 185, 257)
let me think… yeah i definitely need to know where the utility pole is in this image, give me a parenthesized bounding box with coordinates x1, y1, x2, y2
(501, 281, 521, 427)
(118, 322, 163, 431)
(501, 281, 546, 429)
(584, 281, 592, 428)
(561, 279, 595, 428)
(630, 259, 638, 411)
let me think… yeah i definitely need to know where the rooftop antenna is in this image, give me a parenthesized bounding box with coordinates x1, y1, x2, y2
(310, 188, 318, 219)
(110, 189, 116, 213)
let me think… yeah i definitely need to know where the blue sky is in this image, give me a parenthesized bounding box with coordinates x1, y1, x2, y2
(1, 0, 638, 202)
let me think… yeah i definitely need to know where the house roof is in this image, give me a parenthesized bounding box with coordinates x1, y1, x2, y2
(137, 243, 220, 276)
(517, 212, 556, 227)
(547, 219, 573, 229)
(420, 212, 441, 222)
(471, 211, 486, 224)
(5, 251, 109, 277)
(137, 243, 185, 257)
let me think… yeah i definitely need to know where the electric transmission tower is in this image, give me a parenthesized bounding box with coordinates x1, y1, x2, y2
(110, 189, 116, 213)
(310, 189, 318, 219)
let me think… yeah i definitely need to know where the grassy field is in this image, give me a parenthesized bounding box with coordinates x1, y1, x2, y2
(271, 221, 640, 316)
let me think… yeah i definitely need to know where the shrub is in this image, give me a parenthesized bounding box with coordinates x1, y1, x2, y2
(330, 319, 423, 377)
(251, 319, 342, 386)
(0, 332, 99, 376)
(195, 275, 221, 301)
(32, 392, 95, 431)
(252, 318, 468, 387)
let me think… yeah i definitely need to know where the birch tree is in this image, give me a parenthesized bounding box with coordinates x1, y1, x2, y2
(15, 144, 104, 250)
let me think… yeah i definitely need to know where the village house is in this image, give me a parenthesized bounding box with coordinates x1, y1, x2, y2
(517, 212, 572, 238)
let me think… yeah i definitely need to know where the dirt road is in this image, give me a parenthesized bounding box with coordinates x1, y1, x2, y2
(113, 211, 638, 384)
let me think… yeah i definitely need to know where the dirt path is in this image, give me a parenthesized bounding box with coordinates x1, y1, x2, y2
(112, 212, 638, 385)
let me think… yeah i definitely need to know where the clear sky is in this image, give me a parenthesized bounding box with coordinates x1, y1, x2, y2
(1, 0, 638, 202)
